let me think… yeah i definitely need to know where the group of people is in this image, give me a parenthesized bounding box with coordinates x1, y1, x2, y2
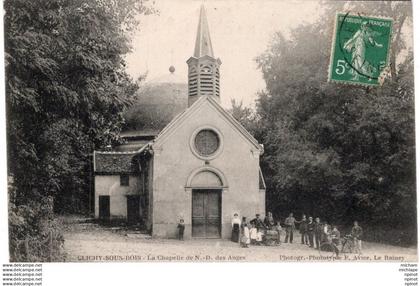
(288, 213, 363, 253)
(231, 212, 281, 248)
(231, 212, 364, 253)
(283, 213, 338, 248)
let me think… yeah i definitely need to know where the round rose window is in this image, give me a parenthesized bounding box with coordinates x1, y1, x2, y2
(194, 129, 220, 157)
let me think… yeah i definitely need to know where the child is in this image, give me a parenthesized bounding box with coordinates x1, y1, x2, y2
(240, 223, 250, 248)
(256, 228, 264, 245)
(351, 221, 363, 254)
(249, 222, 258, 245)
(177, 219, 185, 240)
(275, 221, 282, 245)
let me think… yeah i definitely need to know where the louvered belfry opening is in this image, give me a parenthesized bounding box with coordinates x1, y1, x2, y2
(188, 66, 198, 97)
(187, 5, 221, 107)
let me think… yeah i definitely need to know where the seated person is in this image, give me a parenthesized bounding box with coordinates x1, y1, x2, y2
(250, 214, 267, 230)
(331, 226, 341, 246)
(256, 228, 264, 245)
(322, 222, 332, 243)
(240, 223, 250, 248)
(320, 225, 340, 257)
(249, 223, 258, 245)
(264, 212, 275, 229)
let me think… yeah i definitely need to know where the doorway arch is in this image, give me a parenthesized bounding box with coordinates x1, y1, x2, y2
(186, 166, 228, 238)
(185, 166, 228, 191)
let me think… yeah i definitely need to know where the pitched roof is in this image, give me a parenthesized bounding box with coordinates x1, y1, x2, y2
(193, 5, 214, 58)
(93, 144, 150, 174)
(154, 95, 263, 152)
(94, 152, 140, 174)
(120, 130, 159, 139)
(113, 140, 150, 152)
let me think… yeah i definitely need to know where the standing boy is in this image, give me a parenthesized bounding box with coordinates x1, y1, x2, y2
(275, 221, 282, 245)
(177, 219, 185, 240)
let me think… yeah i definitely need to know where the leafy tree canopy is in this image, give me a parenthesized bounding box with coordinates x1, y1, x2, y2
(5, 0, 155, 260)
(6, 0, 153, 200)
(232, 1, 415, 244)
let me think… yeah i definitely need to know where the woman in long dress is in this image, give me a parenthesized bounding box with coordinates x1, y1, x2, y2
(231, 213, 241, 242)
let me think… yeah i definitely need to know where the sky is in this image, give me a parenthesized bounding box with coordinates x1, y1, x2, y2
(125, 0, 321, 108)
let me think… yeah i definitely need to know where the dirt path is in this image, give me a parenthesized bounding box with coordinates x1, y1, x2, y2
(62, 217, 417, 262)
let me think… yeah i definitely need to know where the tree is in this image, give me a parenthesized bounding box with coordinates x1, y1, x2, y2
(228, 99, 261, 137)
(251, 1, 415, 244)
(5, 0, 154, 260)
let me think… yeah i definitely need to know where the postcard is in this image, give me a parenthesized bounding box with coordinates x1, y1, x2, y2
(3, 0, 416, 268)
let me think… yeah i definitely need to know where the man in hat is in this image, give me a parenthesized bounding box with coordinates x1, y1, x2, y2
(284, 213, 297, 243)
(298, 214, 309, 245)
(250, 214, 266, 230)
(307, 216, 315, 248)
(314, 217, 323, 249)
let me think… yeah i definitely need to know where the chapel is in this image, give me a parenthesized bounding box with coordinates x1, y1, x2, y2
(93, 5, 266, 239)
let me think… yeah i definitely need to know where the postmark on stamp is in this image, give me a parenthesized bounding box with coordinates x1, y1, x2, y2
(329, 13, 393, 86)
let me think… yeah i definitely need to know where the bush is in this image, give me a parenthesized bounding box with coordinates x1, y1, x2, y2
(8, 182, 65, 262)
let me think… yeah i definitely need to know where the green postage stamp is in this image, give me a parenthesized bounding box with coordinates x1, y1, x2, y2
(329, 13, 393, 86)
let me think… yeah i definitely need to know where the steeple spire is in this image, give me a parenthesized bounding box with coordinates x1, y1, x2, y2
(187, 5, 221, 107)
(194, 5, 214, 58)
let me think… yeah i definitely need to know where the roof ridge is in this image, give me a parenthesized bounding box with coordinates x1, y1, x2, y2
(94, 142, 151, 155)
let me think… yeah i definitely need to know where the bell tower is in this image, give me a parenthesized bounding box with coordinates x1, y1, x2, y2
(187, 5, 222, 107)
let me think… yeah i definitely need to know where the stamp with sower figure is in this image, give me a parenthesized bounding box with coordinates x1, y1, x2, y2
(329, 13, 393, 86)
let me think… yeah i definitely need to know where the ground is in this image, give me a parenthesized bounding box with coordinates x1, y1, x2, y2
(62, 216, 417, 263)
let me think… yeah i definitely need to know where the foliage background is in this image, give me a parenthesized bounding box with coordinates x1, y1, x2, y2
(5, 0, 154, 261)
(231, 1, 416, 245)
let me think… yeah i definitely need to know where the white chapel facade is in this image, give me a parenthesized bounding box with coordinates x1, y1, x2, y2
(93, 5, 266, 239)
